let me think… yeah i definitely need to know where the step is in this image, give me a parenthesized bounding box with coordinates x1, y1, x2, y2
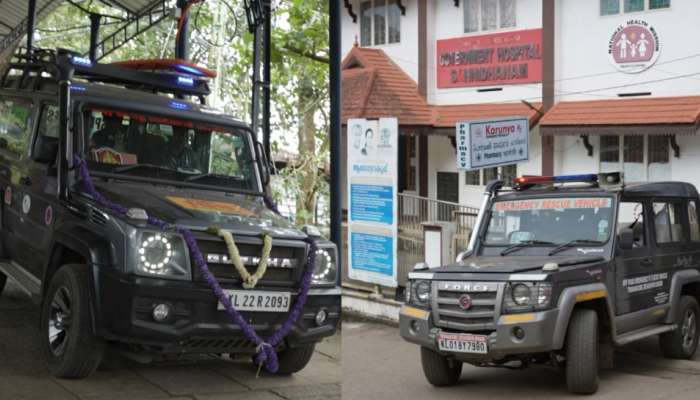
(615, 324, 676, 346)
(0, 261, 41, 300)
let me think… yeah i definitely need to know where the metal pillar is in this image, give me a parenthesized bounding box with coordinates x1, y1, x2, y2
(329, 0, 343, 271)
(541, 0, 555, 176)
(89, 14, 101, 61)
(262, 1, 272, 160)
(175, 0, 190, 60)
(26, 0, 37, 54)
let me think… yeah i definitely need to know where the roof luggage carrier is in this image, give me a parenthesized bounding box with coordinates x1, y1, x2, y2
(2, 47, 213, 99)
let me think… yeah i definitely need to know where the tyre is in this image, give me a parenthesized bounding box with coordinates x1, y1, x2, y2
(420, 346, 462, 387)
(0, 272, 6, 297)
(565, 309, 599, 395)
(660, 295, 699, 359)
(274, 344, 316, 374)
(40, 264, 105, 379)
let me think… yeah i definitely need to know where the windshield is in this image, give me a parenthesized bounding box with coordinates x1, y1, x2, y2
(83, 108, 259, 192)
(484, 197, 614, 246)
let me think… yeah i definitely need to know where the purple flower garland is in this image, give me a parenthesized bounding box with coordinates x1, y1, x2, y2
(73, 157, 317, 373)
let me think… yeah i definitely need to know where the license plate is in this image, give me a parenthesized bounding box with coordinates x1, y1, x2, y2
(218, 290, 291, 312)
(437, 332, 488, 354)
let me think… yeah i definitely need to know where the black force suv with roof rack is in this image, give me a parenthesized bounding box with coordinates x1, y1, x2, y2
(0, 49, 340, 378)
(400, 173, 700, 394)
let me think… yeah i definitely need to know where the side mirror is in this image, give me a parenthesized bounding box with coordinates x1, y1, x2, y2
(32, 135, 59, 164)
(618, 228, 635, 250)
(256, 141, 270, 186)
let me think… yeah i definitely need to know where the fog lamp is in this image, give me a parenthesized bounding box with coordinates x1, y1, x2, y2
(152, 303, 171, 322)
(315, 308, 328, 326)
(513, 326, 525, 341)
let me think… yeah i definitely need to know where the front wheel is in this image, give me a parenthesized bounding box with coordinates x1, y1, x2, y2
(40, 264, 105, 379)
(420, 347, 462, 387)
(565, 309, 599, 394)
(660, 295, 699, 359)
(274, 344, 316, 374)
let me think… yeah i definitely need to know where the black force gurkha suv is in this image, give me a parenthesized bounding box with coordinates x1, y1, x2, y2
(400, 173, 700, 394)
(0, 48, 340, 378)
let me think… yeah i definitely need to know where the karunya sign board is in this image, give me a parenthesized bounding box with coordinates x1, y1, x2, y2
(437, 28, 542, 88)
(456, 117, 529, 170)
(347, 118, 398, 287)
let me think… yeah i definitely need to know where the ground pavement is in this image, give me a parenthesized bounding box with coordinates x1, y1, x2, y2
(0, 280, 340, 400)
(342, 319, 700, 400)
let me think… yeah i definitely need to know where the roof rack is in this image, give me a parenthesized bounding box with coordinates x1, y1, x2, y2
(1, 47, 212, 98)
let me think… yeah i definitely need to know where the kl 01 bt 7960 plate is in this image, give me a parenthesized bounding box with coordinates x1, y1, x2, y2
(437, 332, 488, 354)
(218, 290, 291, 312)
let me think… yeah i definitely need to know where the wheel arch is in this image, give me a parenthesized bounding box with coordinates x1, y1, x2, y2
(552, 283, 615, 350)
(665, 269, 700, 324)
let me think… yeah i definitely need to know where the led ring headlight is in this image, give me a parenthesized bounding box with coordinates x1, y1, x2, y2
(139, 234, 173, 274)
(312, 249, 333, 282)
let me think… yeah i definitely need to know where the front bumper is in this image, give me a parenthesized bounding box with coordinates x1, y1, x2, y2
(399, 305, 559, 361)
(92, 267, 341, 353)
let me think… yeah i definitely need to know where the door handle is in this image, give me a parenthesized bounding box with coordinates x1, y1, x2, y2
(19, 176, 32, 186)
(641, 258, 654, 266)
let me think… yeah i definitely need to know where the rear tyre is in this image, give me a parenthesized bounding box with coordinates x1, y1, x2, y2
(660, 295, 699, 359)
(420, 347, 462, 387)
(565, 309, 599, 395)
(274, 344, 316, 374)
(40, 264, 105, 379)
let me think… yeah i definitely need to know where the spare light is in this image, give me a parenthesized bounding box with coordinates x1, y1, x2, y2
(176, 75, 195, 87)
(70, 56, 93, 67)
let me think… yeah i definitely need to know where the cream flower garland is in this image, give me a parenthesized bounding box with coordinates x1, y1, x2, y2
(209, 227, 273, 289)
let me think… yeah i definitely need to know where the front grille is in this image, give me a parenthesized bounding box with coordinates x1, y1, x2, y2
(432, 281, 504, 331)
(193, 235, 308, 287)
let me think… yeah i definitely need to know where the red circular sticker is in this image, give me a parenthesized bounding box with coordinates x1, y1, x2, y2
(44, 206, 53, 226)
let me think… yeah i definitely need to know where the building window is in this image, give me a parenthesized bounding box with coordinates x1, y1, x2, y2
(599, 135, 670, 182)
(601, 0, 670, 15)
(464, 0, 516, 33)
(464, 164, 517, 186)
(360, 0, 400, 47)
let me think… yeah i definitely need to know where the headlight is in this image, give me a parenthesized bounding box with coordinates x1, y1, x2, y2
(503, 282, 552, 313)
(312, 247, 338, 286)
(130, 231, 191, 280)
(414, 280, 431, 304)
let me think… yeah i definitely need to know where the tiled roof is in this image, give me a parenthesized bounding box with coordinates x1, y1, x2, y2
(342, 46, 543, 129)
(342, 46, 433, 125)
(540, 96, 700, 126)
(433, 102, 542, 128)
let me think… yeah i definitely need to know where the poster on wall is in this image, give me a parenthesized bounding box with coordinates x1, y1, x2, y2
(456, 117, 529, 170)
(347, 118, 398, 287)
(437, 28, 543, 89)
(608, 20, 661, 74)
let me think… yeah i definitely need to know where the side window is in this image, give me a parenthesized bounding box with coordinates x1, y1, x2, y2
(0, 98, 32, 158)
(689, 201, 700, 242)
(37, 105, 59, 138)
(618, 201, 645, 248)
(653, 202, 686, 244)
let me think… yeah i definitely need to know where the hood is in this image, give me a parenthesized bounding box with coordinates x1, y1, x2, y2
(432, 255, 605, 274)
(92, 181, 306, 239)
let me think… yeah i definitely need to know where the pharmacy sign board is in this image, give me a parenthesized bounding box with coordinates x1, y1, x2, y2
(456, 117, 529, 170)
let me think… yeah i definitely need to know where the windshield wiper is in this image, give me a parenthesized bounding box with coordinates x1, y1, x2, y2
(548, 239, 605, 256)
(114, 164, 174, 174)
(500, 240, 556, 256)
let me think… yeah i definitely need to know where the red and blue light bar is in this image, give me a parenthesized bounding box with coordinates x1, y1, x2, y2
(513, 174, 599, 187)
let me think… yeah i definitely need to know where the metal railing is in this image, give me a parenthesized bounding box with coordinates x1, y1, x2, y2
(396, 193, 479, 286)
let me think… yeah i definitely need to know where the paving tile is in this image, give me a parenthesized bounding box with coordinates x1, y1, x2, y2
(0, 373, 78, 400)
(271, 383, 341, 400)
(210, 362, 312, 390)
(315, 334, 341, 361)
(54, 369, 168, 400)
(136, 365, 247, 396)
(293, 358, 341, 385)
(195, 391, 285, 400)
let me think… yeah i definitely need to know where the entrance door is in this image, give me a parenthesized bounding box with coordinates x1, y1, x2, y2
(436, 172, 458, 221)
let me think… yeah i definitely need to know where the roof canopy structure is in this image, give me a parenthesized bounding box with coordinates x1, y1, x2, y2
(0, 0, 168, 60)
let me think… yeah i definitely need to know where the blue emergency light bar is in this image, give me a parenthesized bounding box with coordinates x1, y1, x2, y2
(70, 56, 93, 67)
(176, 75, 195, 87)
(174, 64, 208, 76)
(513, 172, 621, 189)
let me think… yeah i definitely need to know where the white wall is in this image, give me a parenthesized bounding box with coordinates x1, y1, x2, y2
(341, 0, 420, 82)
(556, 0, 700, 99)
(427, 0, 543, 105)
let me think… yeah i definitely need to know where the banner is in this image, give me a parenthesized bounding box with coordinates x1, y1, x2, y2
(456, 117, 529, 170)
(347, 118, 398, 287)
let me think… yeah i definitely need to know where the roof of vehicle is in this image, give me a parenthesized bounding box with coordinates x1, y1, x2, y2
(495, 181, 699, 200)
